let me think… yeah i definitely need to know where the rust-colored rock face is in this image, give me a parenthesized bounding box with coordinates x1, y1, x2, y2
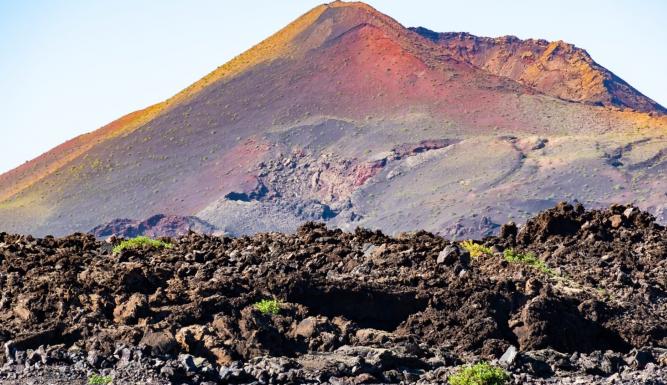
(414, 29, 666, 114)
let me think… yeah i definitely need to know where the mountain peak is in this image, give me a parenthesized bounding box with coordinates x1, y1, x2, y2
(1, 2, 666, 238)
(326, 0, 375, 10)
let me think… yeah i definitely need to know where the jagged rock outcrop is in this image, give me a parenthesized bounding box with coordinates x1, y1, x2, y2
(413, 28, 666, 114)
(90, 214, 217, 238)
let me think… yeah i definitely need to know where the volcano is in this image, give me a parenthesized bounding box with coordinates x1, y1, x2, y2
(1, 1, 666, 238)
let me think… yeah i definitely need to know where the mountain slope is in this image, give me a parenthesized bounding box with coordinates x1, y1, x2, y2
(1, 1, 666, 238)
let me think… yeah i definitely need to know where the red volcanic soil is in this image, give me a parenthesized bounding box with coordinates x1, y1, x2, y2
(305, 21, 526, 126)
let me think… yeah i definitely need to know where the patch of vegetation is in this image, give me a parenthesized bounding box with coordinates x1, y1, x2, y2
(503, 248, 553, 275)
(254, 298, 281, 315)
(460, 240, 492, 258)
(448, 362, 509, 385)
(88, 374, 113, 385)
(112, 236, 172, 254)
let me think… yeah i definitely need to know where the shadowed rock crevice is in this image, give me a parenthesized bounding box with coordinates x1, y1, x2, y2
(510, 296, 631, 354)
(286, 283, 429, 331)
(224, 182, 270, 202)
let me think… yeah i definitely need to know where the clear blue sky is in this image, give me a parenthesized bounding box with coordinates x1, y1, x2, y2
(1, 0, 665, 174)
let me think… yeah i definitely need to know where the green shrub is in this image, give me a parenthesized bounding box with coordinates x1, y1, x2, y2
(460, 240, 492, 258)
(88, 374, 113, 385)
(254, 298, 281, 315)
(503, 248, 553, 275)
(448, 362, 509, 385)
(112, 236, 172, 254)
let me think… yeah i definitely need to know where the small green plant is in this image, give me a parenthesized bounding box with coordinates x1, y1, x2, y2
(503, 248, 553, 275)
(448, 362, 509, 385)
(460, 240, 493, 258)
(88, 374, 113, 385)
(112, 236, 172, 254)
(254, 298, 281, 315)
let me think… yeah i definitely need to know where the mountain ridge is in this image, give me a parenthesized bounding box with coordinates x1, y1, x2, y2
(412, 28, 666, 114)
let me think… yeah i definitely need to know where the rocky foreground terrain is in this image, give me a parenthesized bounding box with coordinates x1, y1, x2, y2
(1, 202, 666, 384)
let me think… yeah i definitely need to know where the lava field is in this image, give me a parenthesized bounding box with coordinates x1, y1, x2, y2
(0, 202, 666, 384)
